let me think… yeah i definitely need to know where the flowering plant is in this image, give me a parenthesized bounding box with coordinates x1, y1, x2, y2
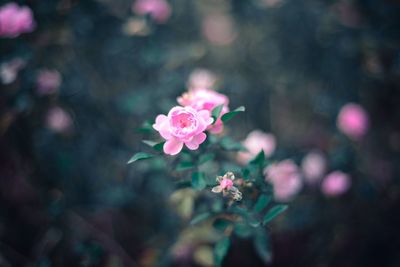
(128, 80, 288, 266)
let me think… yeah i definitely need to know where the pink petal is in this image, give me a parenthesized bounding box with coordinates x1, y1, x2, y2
(185, 132, 206, 150)
(153, 114, 171, 139)
(164, 138, 183, 155)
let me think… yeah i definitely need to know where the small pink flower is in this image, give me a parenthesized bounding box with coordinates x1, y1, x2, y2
(301, 151, 327, 184)
(153, 106, 213, 155)
(212, 172, 242, 201)
(46, 107, 73, 133)
(36, 69, 62, 95)
(202, 14, 237, 46)
(238, 130, 276, 164)
(337, 103, 369, 140)
(264, 160, 302, 202)
(132, 0, 171, 24)
(177, 88, 229, 134)
(321, 171, 351, 196)
(0, 3, 35, 38)
(187, 69, 217, 90)
(0, 58, 26, 84)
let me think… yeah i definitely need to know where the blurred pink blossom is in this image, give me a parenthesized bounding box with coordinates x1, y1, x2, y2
(46, 107, 73, 133)
(177, 88, 229, 134)
(0, 58, 26, 84)
(132, 0, 171, 24)
(337, 103, 369, 140)
(301, 151, 327, 184)
(238, 130, 276, 164)
(36, 69, 62, 95)
(264, 160, 303, 202)
(153, 106, 213, 155)
(0, 3, 35, 38)
(202, 14, 237, 46)
(187, 69, 217, 90)
(321, 171, 351, 196)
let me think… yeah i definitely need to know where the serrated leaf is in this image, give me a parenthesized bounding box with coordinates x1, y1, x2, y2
(254, 229, 272, 263)
(190, 212, 211, 225)
(253, 194, 271, 213)
(211, 104, 224, 125)
(198, 153, 215, 165)
(192, 172, 207, 190)
(127, 152, 154, 164)
(221, 106, 245, 123)
(263, 205, 288, 225)
(214, 237, 230, 267)
(176, 161, 195, 171)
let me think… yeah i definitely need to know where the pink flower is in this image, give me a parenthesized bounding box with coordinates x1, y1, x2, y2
(36, 69, 62, 95)
(238, 130, 276, 164)
(337, 103, 369, 140)
(177, 88, 229, 134)
(301, 151, 327, 184)
(264, 160, 303, 202)
(187, 69, 217, 90)
(321, 171, 351, 196)
(46, 107, 73, 133)
(211, 172, 242, 201)
(0, 3, 35, 38)
(202, 14, 237, 46)
(132, 0, 171, 24)
(153, 106, 213, 155)
(0, 58, 26, 84)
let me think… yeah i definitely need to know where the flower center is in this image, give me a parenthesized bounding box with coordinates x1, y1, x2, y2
(170, 111, 198, 138)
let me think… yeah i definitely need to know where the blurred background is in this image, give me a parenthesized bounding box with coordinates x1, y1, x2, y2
(1, 0, 400, 266)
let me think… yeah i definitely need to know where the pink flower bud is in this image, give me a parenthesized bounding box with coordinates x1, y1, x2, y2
(337, 103, 369, 140)
(46, 107, 73, 133)
(321, 171, 351, 196)
(36, 69, 62, 96)
(301, 152, 327, 184)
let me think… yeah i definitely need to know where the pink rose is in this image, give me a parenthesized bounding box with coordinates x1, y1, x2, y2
(321, 171, 351, 196)
(46, 107, 73, 133)
(0, 3, 35, 38)
(177, 88, 229, 134)
(36, 69, 62, 95)
(132, 0, 171, 24)
(337, 103, 369, 140)
(264, 160, 303, 202)
(301, 151, 327, 184)
(153, 106, 213, 155)
(238, 130, 276, 164)
(187, 69, 217, 90)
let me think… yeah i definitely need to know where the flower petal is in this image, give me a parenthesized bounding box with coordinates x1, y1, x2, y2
(185, 132, 207, 150)
(163, 139, 183, 155)
(212, 186, 223, 193)
(153, 114, 171, 139)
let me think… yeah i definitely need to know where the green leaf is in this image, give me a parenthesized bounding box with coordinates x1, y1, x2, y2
(253, 228, 272, 263)
(249, 150, 265, 166)
(176, 161, 195, 171)
(248, 215, 261, 227)
(127, 152, 154, 164)
(211, 104, 224, 125)
(220, 137, 247, 151)
(142, 140, 165, 152)
(214, 237, 230, 267)
(253, 194, 271, 213)
(136, 120, 155, 133)
(263, 204, 288, 225)
(192, 172, 207, 190)
(198, 153, 215, 165)
(190, 212, 211, 225)
(213, 218, 231, 232)
(234, 222, 253, 238)
(221, 106, 245, 123)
